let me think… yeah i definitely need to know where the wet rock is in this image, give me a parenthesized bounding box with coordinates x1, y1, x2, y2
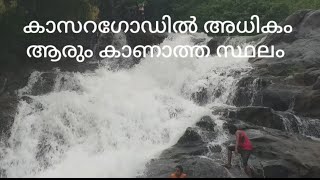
(233, 77, 270, 107)
(293, 90, 320, 118)
(21, 96, 33, 104)
(208, 144, 222, 153)
(191, 37, 206, 45)
(220, 106, 320, 138)
(191, 87, 208, 106)
(145, 107, 320, 178)
(227, 107, 285, 131)
(218, 125, 320, 178)
(207, 39, 219, 55)
(233, 75, 308, 112)
(143, 116, 232, 178)
(160, 145, 209, 162)
(303, 68, 320, 86)
(55, 74, 82, 92)
(20, 96, 44, 112)
(196, 116, 216, 132)
(31, 73, 57, 96)
(246, 128, 320, 178)
(301, 118, 320, 138)
(143, 157, 232, 178)
(244, 10, 320, 119)
(180, 157, 231, 178)
(176, 127, 204, 146)
(313, 77, 320, 90)
(259, 84, 303, 111)
(235, 74, 319, 114)
(142, 158, 176, 178)
(256, 10, 310, 48)
(222, 120, 257, 134)
(206, 36, 227, 55)
(212, 106, 237, 118)
(94, 33, 114, 60)
(145, 10, 320, 178)
(151, 127, 209, 166)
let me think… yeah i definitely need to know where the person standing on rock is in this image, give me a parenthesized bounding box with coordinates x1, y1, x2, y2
(224, 126, 253, 177)
(170, 165, 187, 178)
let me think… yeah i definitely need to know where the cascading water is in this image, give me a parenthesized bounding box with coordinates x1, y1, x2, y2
(278, 111, 320, 138)
(0, 33, 253, 178)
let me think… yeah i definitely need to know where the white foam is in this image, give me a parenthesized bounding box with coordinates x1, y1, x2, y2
(0, 33, 251, 178)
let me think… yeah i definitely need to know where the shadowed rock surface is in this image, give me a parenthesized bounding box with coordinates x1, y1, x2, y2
(235, 10, 320, 120)
(142, 116, 233, 178)
(247, 128, 320, 178)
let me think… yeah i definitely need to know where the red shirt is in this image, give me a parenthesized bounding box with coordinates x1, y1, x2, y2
(238, 130, 253, 151)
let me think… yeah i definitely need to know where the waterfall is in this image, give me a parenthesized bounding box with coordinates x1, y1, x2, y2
(0, 33, 253, 178)
(278, 111, 320, 138)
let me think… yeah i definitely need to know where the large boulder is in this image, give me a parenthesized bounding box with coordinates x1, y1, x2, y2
(161, 127, 209, 160)
(235, 107, 284, 130)
(196, 116, 216, 132)
(215, 106, 285, 131)
(176, 127, 204, 147)
(206, 36, 227, 55)
(143, 121, 230, 177)
(143, 116, 223, 178)
(246, 128, 320, 178)
(233, 76, 269, 107)
(259, 84, 303, 111)
(191, 87, 208, 106)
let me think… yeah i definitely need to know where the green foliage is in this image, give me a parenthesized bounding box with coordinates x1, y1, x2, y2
(0, 0, 17, 18)
(145, 0, 320, 33)
(0, 0, 6, 15)
(280, 0, 320, 13)
(17, 0, 100, 21)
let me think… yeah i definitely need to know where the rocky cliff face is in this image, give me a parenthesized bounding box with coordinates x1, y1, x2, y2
(216, 107, 320, 178)
(144, 10, 320, 178)
(144, 112, 320, 178)
(236, 10, 320, 119)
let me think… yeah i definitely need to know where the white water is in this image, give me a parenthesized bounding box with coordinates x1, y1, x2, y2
(0, 34, 252, 178)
